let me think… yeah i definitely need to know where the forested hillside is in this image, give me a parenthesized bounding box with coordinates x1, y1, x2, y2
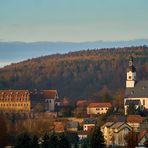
(0, 46, 148, 100)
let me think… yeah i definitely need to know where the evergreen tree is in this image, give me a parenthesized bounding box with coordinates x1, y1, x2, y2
(15, 132, 31, 148)
(31, 135, 39, 148)
(89, 126, 105, 148)
(42, 132, 50, 148)
(48, 133, 58, 148)
(57, 133, 70, 148)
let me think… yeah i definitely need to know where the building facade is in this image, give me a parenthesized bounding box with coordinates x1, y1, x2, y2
(0, 90, 30, 112)
(0, 89, 59, 112)
(101, 122, 132, 146)
(87, 102, 112, 115)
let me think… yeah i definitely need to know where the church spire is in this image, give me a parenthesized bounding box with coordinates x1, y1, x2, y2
(129, 56, 133, 66)
(126, 56, 136, 88)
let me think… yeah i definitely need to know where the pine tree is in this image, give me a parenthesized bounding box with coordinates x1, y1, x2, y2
(57, 133, 70, 148)
(42, 132, 50, 148)
(89, 126, 105, 148)
(48, 133, 58, 148)
(31, 135, 39, 148)
(15, 132, 31, 148)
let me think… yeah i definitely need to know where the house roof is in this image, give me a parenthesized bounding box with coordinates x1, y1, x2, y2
(125, 100, 140, 106)
(102, 122, 132, 132)
(101, 122, 114, 129)
(83, 118, 96, 124)
(111, 122, 125, 129)
(30, 90, 58, 102)
(66, 122, 79, 128)
(42, 90, 58, 99)
(138, 130, 148, 141)
(125, 80, 148, 98)
(0, 90, 30, 101)
(126, 115, 144, 123)
(88, 102, 112, 108)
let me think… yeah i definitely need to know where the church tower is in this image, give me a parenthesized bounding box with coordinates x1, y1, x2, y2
(126, 56, 136, 88)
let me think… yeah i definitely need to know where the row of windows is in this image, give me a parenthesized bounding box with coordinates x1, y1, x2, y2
(96, 108, 108, 111)
(0, 95, 29, 99)
(0, 103, 29, 107)
(0, 98, 29, 101)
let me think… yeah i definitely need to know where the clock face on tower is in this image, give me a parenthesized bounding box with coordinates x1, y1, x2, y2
(129, 76, 131, 79)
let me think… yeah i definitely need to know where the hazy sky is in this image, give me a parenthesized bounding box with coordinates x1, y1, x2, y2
(0, 0, 148, 42)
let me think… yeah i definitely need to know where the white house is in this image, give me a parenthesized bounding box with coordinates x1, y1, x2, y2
(43, 90, 59, 111)
(124, 56, 148, 115)
(87, 102, 112, 115)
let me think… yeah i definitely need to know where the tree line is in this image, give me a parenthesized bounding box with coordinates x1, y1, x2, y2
(0, 46, 148, 100)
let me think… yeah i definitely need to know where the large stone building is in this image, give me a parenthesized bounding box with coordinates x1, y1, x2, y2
(124, 56, 148, 115)
(0, 89, 59, 112)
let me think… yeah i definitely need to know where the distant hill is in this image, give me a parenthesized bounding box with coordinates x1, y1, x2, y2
(1, 39, 148, 67)
(0, 46, 148, 100)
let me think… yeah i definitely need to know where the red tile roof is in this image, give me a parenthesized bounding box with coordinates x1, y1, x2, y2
(138, 130, 148, 141)
(127, 115, 144, 123)
(0, 90, 30, 101)
(42, 90, 58, 99)
(88, 102, 112, 108)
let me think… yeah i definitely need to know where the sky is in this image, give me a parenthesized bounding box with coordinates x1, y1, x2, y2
(0, 0, 148, 42)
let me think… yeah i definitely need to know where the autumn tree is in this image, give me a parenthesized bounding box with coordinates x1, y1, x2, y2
(0, 115, 8, 147)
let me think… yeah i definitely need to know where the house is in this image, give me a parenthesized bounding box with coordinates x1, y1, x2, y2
(30, 89, 59, 112)
(66, 121, 79, 132)
(87, 102, 112, 115)
(42, 90, 59, 111)
(111, 122, 132, 146)
(124, 56, 148, 115)
(83, 118, 96, 131)
(126, 115, 144, 132)
(101, 122, 132, 146)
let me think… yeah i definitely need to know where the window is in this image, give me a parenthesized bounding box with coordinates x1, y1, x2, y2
(143, 100, 145, 106)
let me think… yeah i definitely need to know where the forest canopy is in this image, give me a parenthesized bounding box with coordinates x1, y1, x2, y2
(0, 46, 148, 100)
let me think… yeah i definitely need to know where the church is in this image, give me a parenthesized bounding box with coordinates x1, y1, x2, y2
(124, 56, 148, 115)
